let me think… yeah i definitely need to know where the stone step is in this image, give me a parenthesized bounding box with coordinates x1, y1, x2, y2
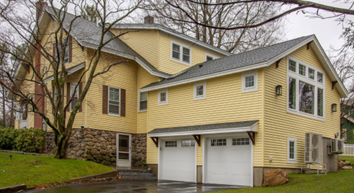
(121, 175, 157, 180)
(119, 172, 155, 177)
(116, 168, 152, 173)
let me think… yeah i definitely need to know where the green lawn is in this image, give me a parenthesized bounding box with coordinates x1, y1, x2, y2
(213, 156, 354, 193)
(0, 152, 114, 188)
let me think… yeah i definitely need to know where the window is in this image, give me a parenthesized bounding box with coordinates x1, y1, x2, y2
(194, 81, 206, 100)
(108, 87, 120, 115)
(205, 53, 218, 61)
(289, 60, 296, 72)
(242, 70, 258, 92)
(158, 89, 168, 105)
(317, 72, 323, 83)
(71, 83, 78, 110)
(165, 141, 177, 147)
(171, 41, 191, 65)
(211, 139, 226, 146)
(233, 138, 250, 145)
(57, 37, 69, 64)
(287, 56, 325, 120)
(181, 140, 195, 147)
(299, 64, 306, 76)
(139, 92, 147, 111)
(287, 137, 297, 163)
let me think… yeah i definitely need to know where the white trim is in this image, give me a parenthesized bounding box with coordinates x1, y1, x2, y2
(108, 86, 120, 117)
(158, 89, 168, 105)
(147, 123, 258, 137)
(287, 56, 325, 121)
(158, 137, 161, 179)
(205, 53, 219, 61)
(194, 81, 206, 100)
(170, 41, 192, 66)
(138, 91, 148, 112)
(287, 137, 297, 164)
(116, 133, 132, 167)
(44, 62, 85, 83)
(202, 136, 205, 184)
(250, 139, 254, 187)
(242, 70, 258, 93)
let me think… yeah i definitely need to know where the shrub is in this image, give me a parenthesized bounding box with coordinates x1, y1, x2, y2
(0, 127, 45, 153)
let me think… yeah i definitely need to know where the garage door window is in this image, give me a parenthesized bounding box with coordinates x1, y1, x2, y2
(181, 140, 195, 147)
(211, 139, 226, 146)
(165, 141, 177, 147)
(232, 138, 250, 145)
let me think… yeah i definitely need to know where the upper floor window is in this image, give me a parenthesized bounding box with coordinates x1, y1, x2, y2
(139, 92, 147, 111)
(171, 41, 191, 65)
(109, 87, 120, 115)
(205, 53, 218, 61)
(287, 56, 325, 120)
(71, 83, 78, 110)
(158, 89, 168, 105)
(242, 70, 258, 92)
(57, 37, 69, 64)
(194, 81, 206, 100)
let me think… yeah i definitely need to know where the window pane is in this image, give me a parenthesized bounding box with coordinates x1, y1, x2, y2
(160, 92, 166, 102)
(317, 72, 323, 83)
(109, 88, 119, 101)
(182, 140, 195, 147)
(140, 92, 147, 101)
(233, 138, 250, 145)
(318, 88, 324, 117)
(245, 76, 254, 87)
(172, 44, 180, 59)
(308, 68, 315, 79)
(71, 83, 78, 97)
(288, 77, 296, 109)
(140, 101, 147, 110)
(299, 64, 306, 76)
(206, 56, 213, 61)
(289, 60, 296, 72)
(289, 141, 295, 159)
(182, 47, 190, 63)
(211, 139, 226, 146)
(165, 141, 177, 147)
(109, 104, 119, 114)
(196, 85, 204, 96)
(299, 81, 314, 114)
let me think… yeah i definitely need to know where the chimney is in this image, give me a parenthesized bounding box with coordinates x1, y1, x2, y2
(144, 16, 154, 24)
(35, 0, 47, 20)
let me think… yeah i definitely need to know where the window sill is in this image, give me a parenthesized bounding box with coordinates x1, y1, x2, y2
(287, 109, 325, 121)
(287, 160, 297, 164)
(194, 96, 206, 100)
(158, 102, 168, 106)
(242, 87, 257, 93)
(138, 110, 147, 113)
(108, 113, 120, 117)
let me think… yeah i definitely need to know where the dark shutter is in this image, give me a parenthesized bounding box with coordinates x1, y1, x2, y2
(79, 82, 83, 112)
(120, 89, 126, 117)
(52, 86, 55, 113)
(102, 85, 108, 114)
(53, 43, 56, 61)
(69, 36, 72, 63)
(66, 82, 71, 112)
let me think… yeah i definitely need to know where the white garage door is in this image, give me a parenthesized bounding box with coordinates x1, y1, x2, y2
(205, 136, 252, 186)
(160, 139, 196, 182)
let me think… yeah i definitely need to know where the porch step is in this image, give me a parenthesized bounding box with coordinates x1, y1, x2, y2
(116, 168, 157, 181)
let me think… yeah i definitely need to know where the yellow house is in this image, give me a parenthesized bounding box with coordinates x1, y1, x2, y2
(13, 3, 348, 187)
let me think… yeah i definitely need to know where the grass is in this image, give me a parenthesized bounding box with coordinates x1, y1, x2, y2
(0, 152, 114, 188)
(213, 156, 354, 193)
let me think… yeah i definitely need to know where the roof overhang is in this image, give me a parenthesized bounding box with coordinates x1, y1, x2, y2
(140, 35, 348, 98)
(44, 62, 85, 83)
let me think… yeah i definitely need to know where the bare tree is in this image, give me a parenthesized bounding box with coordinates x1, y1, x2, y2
(0, 0, 141, 158)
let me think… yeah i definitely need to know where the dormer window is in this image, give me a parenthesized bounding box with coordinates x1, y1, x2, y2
(205, 53, 218, 61)
(171, 41, 191, 65)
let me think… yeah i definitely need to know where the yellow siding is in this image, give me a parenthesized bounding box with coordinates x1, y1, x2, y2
(146, 70, 264, 165)
(263, 45, 341, 168)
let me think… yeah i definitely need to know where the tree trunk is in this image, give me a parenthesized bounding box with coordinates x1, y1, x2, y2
(2, 87, 5, 127)
(54, 132, 70, 158)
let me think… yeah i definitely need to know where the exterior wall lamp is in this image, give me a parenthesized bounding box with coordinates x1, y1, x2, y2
(275, 85, 282, 96)
(332, 104, 337, 112)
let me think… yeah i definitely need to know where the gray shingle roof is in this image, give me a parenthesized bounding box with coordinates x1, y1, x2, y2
(148, 120, 258, 134)
(45, 7, 171, 77)
(142, 35, 313, 89)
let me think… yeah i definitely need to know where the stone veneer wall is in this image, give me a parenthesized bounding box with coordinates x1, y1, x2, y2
(45, 128, 147, 166)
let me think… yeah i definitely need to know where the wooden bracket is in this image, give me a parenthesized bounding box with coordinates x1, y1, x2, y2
(150, 137, 158, 147)
(247, 131, 255, 145)
(307, 41, 313, 50)
(332, 81, 338, 90)
(193, 135, 201, 146)
(276, 58, 282, 68)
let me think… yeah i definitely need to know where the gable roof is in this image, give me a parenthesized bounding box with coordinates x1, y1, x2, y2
(112, 23, 231, 57)
(140, 35, 348, 98)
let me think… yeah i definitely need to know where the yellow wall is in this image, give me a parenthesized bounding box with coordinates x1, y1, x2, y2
(263, 45, 341, 168)
(146, 70, 264, 164)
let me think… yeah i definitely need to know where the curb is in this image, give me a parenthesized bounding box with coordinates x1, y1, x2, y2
(0, 184, 27, 193)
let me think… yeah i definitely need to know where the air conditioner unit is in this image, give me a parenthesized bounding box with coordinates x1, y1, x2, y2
(304, 133, 323, 164)
(331, 138, 344, 154)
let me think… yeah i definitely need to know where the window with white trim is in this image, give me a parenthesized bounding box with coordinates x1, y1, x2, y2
(181, 140, 195, 147)
(287, 56, 325, 120)
(242, 70, 258, 92)
(108, 87, 120, 115)
(71, 83, 78, 110)
(158, 89, 168, 105)
(139, 92, 147, 111)
(287, 137, 297, 163)
(165, 141, 177, 147)
(194, 81, 206, 100)
(171, 41, 191, 65)
(205, 53, 218, 61)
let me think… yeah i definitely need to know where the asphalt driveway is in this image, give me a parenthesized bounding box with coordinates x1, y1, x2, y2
(26, 180, 247, 193)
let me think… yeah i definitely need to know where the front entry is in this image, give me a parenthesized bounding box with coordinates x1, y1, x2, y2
(116, 133, 131, 167)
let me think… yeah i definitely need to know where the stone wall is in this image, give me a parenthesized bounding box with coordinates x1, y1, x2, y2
(45, 128, 147, 166)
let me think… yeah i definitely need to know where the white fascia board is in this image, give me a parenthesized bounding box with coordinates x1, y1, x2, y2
(140, 62, 268, 92)
(44, 63, 85, 83)
(147, 126, 256, 138)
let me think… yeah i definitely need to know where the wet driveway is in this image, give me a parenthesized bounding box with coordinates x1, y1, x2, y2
(26, 180, 247, 193)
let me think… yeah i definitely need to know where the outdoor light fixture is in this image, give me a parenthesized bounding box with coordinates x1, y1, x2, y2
(332, 104, 337, 112)
(275, 85, 282, 96)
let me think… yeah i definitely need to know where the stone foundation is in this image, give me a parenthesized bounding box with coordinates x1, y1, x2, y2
(45, 128, 147, 166)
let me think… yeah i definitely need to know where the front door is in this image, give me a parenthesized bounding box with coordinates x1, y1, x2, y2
(116, 133, 131, 167)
